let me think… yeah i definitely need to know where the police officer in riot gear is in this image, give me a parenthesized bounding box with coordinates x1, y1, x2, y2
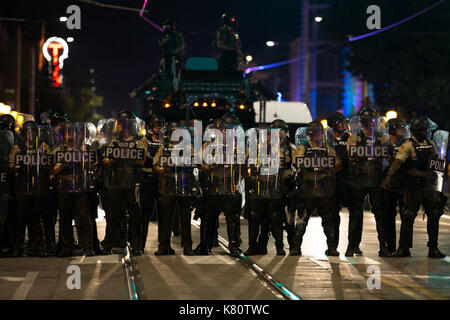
(0, 116, 15, 257)
(52, 122, 96, 257)
(198, 117, 244, 257)
(347, 107, 392, 257)
(159, 19, 185, 90)
(153, 121, 197, 255)
(290, 121, 341, 256)
(244, 123, 291, 256)
(42, 110, 69, 254)
(326, 112, 351, 251)
(216, 13, 243, 71)
(137, 116, 165, 252)
(383, 118, 408, 253)
(8, 121, 53, 257)
(382, 116, 446, 258)
(103, 111, 148, 256)
(93, 118, 115, 254)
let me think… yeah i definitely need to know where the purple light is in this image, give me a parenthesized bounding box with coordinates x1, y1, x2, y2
(349, 0, 446, 42)
(139, 0, 163, 32)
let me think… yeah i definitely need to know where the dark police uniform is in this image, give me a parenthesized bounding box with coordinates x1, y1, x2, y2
(347, 130, 390, 256)
(292, 142, 341, 255)
(245, 129, 293, 256)
(9, 134, 52, 257)
(394, 137, 442, 252)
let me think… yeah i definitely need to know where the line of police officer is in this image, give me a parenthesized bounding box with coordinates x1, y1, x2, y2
(0, 107, 447, 259)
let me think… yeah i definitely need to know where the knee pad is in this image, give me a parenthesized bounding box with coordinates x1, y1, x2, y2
(402, 209, 417, 220)
(269, 210, 284, 223)
(247, 210, 260, 222)
(426, 209, 441, 221)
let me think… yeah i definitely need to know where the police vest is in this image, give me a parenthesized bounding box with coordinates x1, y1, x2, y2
(297, 143, 335, 180)
(158, 145, 198, 197)
(404, 138, 435, 172)
(13, 145, 53, 196)
(387, 138, 407, 192)
(330, 131, 350, 168)
(104, 138, 142, 190)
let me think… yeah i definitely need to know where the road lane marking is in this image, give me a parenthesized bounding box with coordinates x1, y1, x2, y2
(11, 272, 38, 300)
(70, 255, 120, 265)
(0, 276, 25, 282)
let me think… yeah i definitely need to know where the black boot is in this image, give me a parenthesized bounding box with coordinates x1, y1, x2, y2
(289, 247, 301, 256)
(345, 246, 354, 257)
(325, 248, 340, 256)
(244, 246, 259, 256)
(183, 247, 195, 256)
(354, 247, 363, 255)
(379, 245, 394, 257)
(393, 247, 411, 257)
(428, 247, 446, 259)
(194, 244, 210, 256)
(276, 246, 286, 256)
(229, 246, 242, 258)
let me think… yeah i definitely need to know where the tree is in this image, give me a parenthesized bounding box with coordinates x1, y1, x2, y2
(66, 87, 104, 123)
(323, 0, 450, 131)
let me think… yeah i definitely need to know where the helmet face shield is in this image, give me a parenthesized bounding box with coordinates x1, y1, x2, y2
(306, 122, 325, 145)
(114, 118, 137, 139)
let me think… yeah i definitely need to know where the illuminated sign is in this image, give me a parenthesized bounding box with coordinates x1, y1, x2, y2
(42, 37, 69, 87)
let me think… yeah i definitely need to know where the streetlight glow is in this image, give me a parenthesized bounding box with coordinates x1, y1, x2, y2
(315, 16, 323, 23)
(266, 41, 275, 47)
(386, 110, 398, 120)
(59, 16, 67, 22)
(245, 55, 253, 62)
(67, 37, 74, 43)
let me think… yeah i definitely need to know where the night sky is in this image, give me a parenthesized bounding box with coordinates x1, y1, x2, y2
(1, 0, 300, 117)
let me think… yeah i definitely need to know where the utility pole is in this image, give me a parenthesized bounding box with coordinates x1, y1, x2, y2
(15, 24, 21, 111)
(29, 46, 35, 116)
(300, 0, 310, 114)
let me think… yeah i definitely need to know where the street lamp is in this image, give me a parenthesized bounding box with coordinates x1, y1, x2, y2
(245, 55, 253, 62)
(266, 40, 275, 47)
(67, 37, 74, 43)
(59, 16, 67, 22)
(314, 16, 323, 23)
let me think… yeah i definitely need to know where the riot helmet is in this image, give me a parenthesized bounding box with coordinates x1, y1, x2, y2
(327, 112, 348, 134)
(221, 13, 237, 27)
(48, 110, 68, 127)
(410, 116, 430, 141)
(163, 19, 176, 34)
(147, 115, 166, 137)
(270, 119, 289, 142)
(359, 107, 378, 131)
(0, 114, 16, 133)
(387, 118, 405, 137)
(20, 121, 38, 148)
(306, 121, 325, 145)
(114, 110, 137, 139)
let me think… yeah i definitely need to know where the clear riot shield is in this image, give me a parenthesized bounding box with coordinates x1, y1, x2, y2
(158, 126, 199, 197)
(428, 119, 438, 140)
(295, 127, 336, 198)
(55, 122, 96, 193)
(104, 118, 145, 189)
(13, 124, 55, 196)
(347, 116, 389, 188)
(202, 123, 245, 195)
(0, 130, 14, 224)
(431, 130, 449, 192)
(295, 127, 308, 147)
(246, 128, 286, 198)
(94, 118, 115, 150)
(385, 120, 410, 139)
